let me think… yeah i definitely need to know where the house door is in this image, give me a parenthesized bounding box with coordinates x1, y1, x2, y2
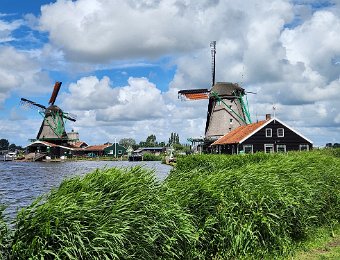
(264, 144, 274, 153)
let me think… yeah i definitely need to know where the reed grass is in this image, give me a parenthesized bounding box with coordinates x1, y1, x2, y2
(0, 205, 10, 259)
(7, 167, 196, 259)
(163, 150, 340, 259)
(1, 149, 339, 259)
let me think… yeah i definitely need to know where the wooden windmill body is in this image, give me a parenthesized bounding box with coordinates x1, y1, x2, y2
(178, 41, 251, 147)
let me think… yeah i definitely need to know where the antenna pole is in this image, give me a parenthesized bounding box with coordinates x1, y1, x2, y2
(210, 41, 216, 87)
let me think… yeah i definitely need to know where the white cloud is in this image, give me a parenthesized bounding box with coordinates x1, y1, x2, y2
(0, 18, 22, 43)
(281, 10, 340, 81)
(59, 75, 208, 144)
(0, 46, 52, 106)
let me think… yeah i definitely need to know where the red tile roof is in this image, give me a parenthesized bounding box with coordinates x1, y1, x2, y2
(211, 120, 267, 145)
(71, 141, 88, 148)
(84, 144, 111, 151)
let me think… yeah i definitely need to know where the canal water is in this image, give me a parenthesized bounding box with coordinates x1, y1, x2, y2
(0, 161, 172, 220)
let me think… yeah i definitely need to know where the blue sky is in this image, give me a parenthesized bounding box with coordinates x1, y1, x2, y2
(0, 0, 339, 147)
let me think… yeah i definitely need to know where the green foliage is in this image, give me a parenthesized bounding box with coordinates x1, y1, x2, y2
(163, 150, 340, 259)
(8, 167, 196, 259)
(118, 138, 136, 149)
(169, 132, 180, 145)
(142, 153, 163, 161)
(0, 205, 10, 259)
(0, 139, 9, 150)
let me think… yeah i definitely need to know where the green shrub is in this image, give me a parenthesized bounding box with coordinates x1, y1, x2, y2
(142, 153, 163, 161)
(8, 167, 196, 259)
(163, 150, 340, 259)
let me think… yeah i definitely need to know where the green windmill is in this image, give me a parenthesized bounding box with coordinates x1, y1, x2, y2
(20, 82, 76, 145)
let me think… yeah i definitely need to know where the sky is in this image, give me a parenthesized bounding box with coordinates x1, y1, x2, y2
(0, 0, 339, 147)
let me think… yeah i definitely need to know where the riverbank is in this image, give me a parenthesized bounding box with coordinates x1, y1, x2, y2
(1, 149, 339, 259)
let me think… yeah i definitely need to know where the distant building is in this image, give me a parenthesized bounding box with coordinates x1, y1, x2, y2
(211, 115, 313, 154)
(133, 147, 165, 156)
(104, 143, 127, 157)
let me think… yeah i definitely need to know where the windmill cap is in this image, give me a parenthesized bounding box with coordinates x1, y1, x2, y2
(211, 82, 245, 96)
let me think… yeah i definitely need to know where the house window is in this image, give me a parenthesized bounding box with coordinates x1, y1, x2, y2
(264, 144, 274, 153)
(299, 144, 309, 151)
(265, 128, 272, 137)
(276, 144, 286, 153)
(277, 128, 284, 137)
(243, 144, 253, 154)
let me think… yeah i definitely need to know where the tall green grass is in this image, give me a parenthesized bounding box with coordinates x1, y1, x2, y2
(0, 205, 10, 259)
(1, 149, 339, 259)
(7, 167, 196, 259)
(163, 150, 340, 259)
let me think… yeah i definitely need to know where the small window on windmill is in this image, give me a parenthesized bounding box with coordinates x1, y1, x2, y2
(229, 105, 233, 111)
(229, 127, 232, 132)
(230, 118, 233, 124)
(118, 150, 122, 155)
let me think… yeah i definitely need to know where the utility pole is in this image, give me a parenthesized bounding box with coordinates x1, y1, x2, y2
(114, 137, 117, 158)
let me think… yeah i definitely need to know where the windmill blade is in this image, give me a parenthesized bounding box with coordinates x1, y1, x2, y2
(20, 98, 46, 111)
(63, 112, 77, 122)
(48, 81, 62, 105)
(178, 88, 210, 100)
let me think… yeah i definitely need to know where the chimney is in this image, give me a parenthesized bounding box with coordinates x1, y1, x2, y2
(266, 114, 271, 120)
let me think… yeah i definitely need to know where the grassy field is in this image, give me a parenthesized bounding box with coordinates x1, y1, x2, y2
(0, 149, 339, 259)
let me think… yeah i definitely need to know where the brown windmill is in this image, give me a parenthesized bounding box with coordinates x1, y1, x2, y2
(178, 41, 252, 147)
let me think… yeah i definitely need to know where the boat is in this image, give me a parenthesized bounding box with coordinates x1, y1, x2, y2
(1, 152, 17, 161)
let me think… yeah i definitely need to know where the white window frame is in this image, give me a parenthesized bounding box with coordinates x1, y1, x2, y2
(264, 144, 274, 153)
(299, 144, 309, 151)
(243, 144, 253, 154)
(277, 128, 284, 137)
(276, 144, 286, 153)
(265, 128, 272, 137)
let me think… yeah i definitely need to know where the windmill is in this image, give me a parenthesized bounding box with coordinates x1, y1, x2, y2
(20, 82, 76, 145)
(178, 41, 252, 144)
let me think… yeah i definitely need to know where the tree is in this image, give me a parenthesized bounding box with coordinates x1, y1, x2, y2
(0, 139, 9, 150)
(145, 134, 157, 147)
(168, 132, 180, 145)
(8, 143, 17, 151)
(119, 138, 136, 148)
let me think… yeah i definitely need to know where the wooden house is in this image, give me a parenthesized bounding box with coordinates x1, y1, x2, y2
(26, 140, 73, 160)
(104, 143, 127, 157)
(211, 115, 313, 154)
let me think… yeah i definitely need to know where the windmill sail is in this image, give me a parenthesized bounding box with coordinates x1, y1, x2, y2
(49, 82, 62, 105)
(178, 89, 209, 100)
